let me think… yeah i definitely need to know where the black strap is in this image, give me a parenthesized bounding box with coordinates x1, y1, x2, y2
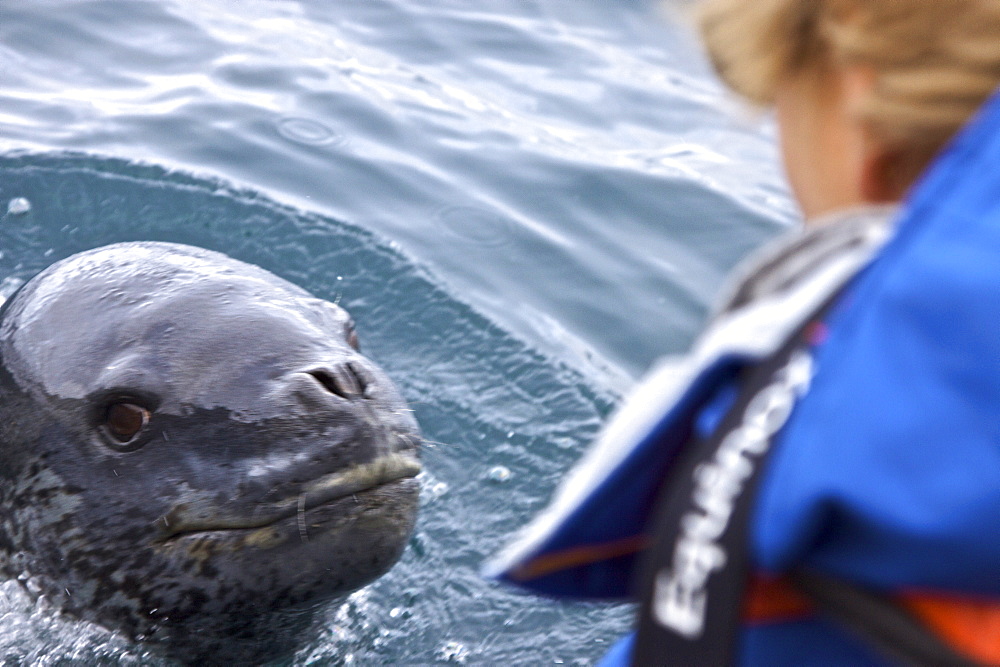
(791, 570, 981, 667)
(631, 309, 817, 666)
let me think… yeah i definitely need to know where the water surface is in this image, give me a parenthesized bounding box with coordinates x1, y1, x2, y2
(0, 1, 796, 664)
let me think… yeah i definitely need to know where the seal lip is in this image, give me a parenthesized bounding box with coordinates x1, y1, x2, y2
(156, 452, 422, 542)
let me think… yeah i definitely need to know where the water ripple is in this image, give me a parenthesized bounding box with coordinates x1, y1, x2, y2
(276, 116, 343, 146)
(436, 205, 514, 247)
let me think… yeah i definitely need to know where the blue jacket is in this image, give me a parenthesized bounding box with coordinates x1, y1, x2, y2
(487, 88, 1000, 665)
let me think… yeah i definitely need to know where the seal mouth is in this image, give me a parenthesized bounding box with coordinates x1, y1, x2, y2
(157, 453, 421, 541)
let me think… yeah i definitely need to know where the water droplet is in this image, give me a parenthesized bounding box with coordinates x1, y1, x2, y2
(7, 197, 31, 215)
(486, 465, 511, 483)
(553, 436, 576, 450)
(24, 578, 42, 596)
(438, 641, 469, 663)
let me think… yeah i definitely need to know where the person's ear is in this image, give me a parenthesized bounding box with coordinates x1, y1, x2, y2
(859, 145, 903, 202)
(841, 64, 903, 204)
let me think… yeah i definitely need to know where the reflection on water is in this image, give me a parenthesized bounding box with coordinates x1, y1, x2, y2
(0, 0, 794, 382)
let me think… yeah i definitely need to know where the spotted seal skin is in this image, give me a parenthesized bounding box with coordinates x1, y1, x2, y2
(0, 242, 422, 662)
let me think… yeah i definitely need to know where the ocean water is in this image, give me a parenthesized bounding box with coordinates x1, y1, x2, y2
(0, 1, 796, 664)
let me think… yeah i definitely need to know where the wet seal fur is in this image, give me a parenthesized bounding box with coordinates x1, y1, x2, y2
(0, 242, 422, 663)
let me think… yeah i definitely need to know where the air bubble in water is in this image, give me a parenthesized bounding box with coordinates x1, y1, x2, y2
(7, 198, 31, 215)
(486, 465, 511, 483)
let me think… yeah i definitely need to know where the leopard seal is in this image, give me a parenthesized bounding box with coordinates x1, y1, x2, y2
(0, 242, 422, 663)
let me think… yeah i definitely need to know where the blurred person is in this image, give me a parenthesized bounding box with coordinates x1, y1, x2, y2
(487, 1, 1000, 664)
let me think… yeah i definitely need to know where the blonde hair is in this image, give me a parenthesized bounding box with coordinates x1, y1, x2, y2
(698, 0, 1000, 179)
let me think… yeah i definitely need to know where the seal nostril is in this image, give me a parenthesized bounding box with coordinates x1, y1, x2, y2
(308, 370, 354, 399)
(347, 362, 370, 398)
(307, 365, 367, 400)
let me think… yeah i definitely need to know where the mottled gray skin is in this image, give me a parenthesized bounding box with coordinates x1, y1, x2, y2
(0, 242, 421, 663)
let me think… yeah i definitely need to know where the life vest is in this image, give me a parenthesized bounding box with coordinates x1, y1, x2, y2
(485, 87, 1000, 665)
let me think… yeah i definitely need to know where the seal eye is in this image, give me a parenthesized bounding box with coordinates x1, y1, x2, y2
(103, 402, 150, 445)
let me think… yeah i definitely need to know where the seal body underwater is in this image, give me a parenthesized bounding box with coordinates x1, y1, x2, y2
(0, 242, 422, 662)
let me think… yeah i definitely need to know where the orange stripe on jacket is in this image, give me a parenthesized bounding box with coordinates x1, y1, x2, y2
(512, 543, 1000, 664)
(507, 536, 648, 582)
(746, 575, 1000, 664)
(901, 591, 1000, 665)
(743, 575, 814, 624)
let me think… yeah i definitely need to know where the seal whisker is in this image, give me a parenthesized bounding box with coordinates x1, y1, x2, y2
(413, 436, 447, 449)
(297, 492, 308, 543)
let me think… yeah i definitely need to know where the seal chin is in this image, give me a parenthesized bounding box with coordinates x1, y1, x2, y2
(146, 453, 423, 611)
(131, 475, 420, 663)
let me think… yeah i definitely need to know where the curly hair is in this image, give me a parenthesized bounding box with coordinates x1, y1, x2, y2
(698, 0, 1000, 179)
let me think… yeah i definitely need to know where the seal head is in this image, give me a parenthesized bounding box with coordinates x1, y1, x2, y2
(0, 242, 421, 661)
